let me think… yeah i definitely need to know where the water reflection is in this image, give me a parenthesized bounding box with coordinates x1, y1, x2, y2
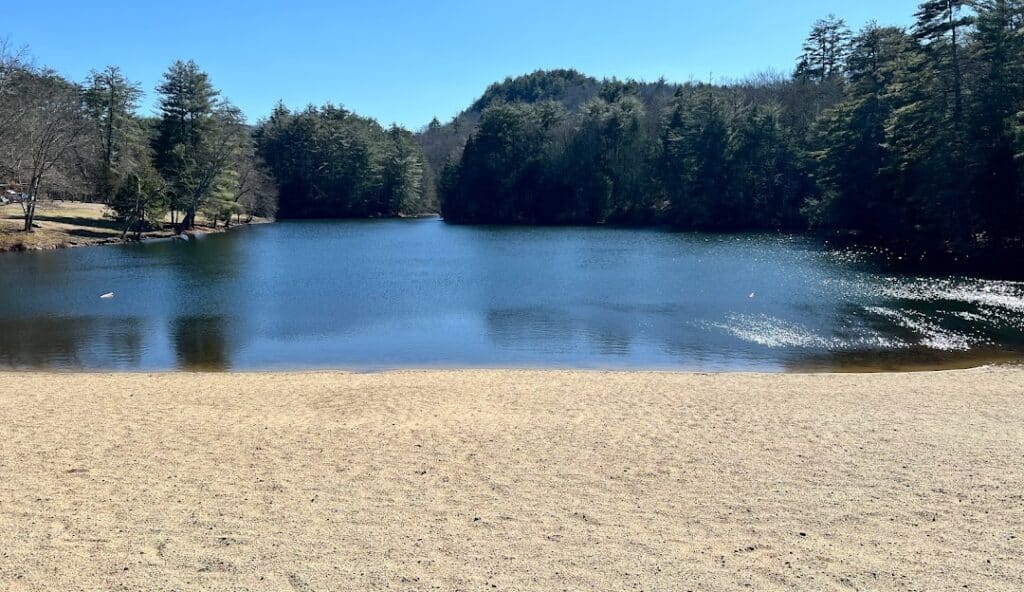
(171, 315, 233, 371)
(0, 317, 144, 369)
(0, 220, 1021, 372)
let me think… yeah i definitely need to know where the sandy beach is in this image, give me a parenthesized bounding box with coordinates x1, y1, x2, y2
(0, 368, 1021, 591)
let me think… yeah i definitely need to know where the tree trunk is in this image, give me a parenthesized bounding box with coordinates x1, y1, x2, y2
(22, 201, 36, 232)
(179, 209, 195, 232)
(120, 213, 138, 241)
(22, 182, 39, 232)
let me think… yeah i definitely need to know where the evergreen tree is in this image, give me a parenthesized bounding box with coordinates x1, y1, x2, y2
(796, 15, 852, 82)
(667, 88, 732, 228)
(256, 103, 433, 218)
(808, 26, 911, 237)
(380, 125, 425, 216)
(110, 156, 168, 240)
(152, 60, 219, 229)
(83, 66, 143, 201)
(907, 0, 974, 247)
(968, 0, 1024, 244)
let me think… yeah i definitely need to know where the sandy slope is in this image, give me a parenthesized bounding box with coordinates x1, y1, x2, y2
(0, 368, 1022, 591)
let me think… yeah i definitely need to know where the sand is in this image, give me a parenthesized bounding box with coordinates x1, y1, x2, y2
(0, 368, 1022, 591)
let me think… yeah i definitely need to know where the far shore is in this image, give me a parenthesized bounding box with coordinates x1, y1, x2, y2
(1, 367, 1021, 590)
(0, 201, 267, 253)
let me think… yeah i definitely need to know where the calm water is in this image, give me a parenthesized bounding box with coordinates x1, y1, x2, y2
(1, 219, 1022, 372)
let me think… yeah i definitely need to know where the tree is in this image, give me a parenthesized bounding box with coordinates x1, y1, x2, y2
(914, 1, 972, 136)
(174, 102, 252, 230)
(229, 152, 278, 224)
(0, 40, 30, 151)
(968, 0, 1024, 245)
(257, 103, 432, 218)
(111, 157, 168, 240)
(727, 103, 806, 228)
(380, 125, 425, 216)
(796, 15, 852, 83)
(664, 87, 732, 228)
(901, 0, 975, 248)
(152, 60, 220, 229)
(1, 69, 90, 231)
(807, 26, 912, 237)
(83, 66, 143, 201)
(440, 103, 550, 223)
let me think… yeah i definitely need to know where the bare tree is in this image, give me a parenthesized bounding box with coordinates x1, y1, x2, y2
(227, 150, 277, 225)
(0, 40, 31, 179)
(1, 69, 91, 231)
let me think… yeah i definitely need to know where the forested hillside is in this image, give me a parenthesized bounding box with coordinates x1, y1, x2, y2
(429, 1, 1024, 258)
(257, 105, 436, 219)
(3, 1, 1022, 259)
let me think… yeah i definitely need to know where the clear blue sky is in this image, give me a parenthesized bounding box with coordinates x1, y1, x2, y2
(5, 0, 921, 129)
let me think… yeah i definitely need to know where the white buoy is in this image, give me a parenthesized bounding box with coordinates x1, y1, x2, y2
(749, 292, 756, 299)
(100, 292, 115, 299)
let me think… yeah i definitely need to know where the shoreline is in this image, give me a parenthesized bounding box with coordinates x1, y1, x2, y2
(0, 201, 269, 254)
(0, 354, 1020, 375)
(2, 363, 1023, 376)
(2, 367, 1021, 590)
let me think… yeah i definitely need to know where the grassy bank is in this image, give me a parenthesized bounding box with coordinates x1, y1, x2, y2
(0, 368, 1021, 590)
(0, 201, 262, 252)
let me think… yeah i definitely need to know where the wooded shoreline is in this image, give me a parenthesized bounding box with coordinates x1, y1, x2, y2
(5, 2, 1024, 263)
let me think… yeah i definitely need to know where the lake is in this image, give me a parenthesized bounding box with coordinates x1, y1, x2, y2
(1, 218, 1022, 372)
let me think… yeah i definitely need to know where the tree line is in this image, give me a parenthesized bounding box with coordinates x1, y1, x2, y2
(0, 47, 278, 237)
(0, 40, 439, 235)
(434, 1, 1024, 258)
(3, 0, 1022, 260)
(255, 104, 436, 218)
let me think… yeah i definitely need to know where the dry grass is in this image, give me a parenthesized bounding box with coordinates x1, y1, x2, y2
(0, 368, 1022, 591)
(0, 201, 253, 251)
(1, 201, 121, 250)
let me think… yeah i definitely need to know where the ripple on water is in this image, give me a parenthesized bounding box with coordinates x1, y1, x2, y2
(709, 314, 906, 351)
(878, 277, 1024, 312)
(862, 307, 982, 351)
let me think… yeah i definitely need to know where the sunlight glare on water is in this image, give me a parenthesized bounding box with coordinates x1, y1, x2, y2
(0, 219, 1021, 372)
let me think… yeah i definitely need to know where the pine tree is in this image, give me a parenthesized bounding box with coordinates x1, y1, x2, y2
(796, 15, 852, 83)
(809, 26, 911, 237)
(665, 88, 732, 228)
(969, 0, 1024, 244)
(152, 60, 223, 230)
(909, 0, 975, 247)
(83, 66, 143, 201)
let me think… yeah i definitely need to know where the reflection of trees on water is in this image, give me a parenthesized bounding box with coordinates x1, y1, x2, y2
(104, 317, 144, 367)
(153, 233, 246, 372)
(176, 233, 245, 282)
(141, 231, 246, 283)
(485, 307, 635, 356)
(171, 315, 233, 371)
(0, 318, 92, 367)
(0, 317, 143, 369)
